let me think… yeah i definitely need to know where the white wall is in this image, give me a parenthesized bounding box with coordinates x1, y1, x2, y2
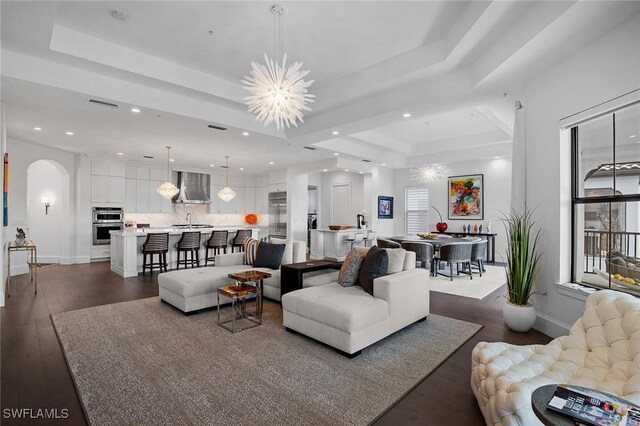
(394, 157, 512, 255)
(522, 12, 640, 337)
(367, 167, 395, 237)
(26, 160, 68, 263)
(1, 104, 6, 305)
(319, 171, 365, 229)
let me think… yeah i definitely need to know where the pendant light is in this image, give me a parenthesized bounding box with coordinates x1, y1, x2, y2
(217, 156, 237, 202)
(156, 146, 179, 199)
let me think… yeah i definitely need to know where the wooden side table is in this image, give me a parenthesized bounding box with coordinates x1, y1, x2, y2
(6, 240, 38, 297)
(228, 270, 272, 314)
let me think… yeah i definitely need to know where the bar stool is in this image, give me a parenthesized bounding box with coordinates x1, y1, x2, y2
(231, 229, 252, 253)
(344, 232, 365, 251)
(176, 231, 201, 269)
(142, 233, 169, 275)
(204, 230, 228, 266)
(363, 231, 377, 247)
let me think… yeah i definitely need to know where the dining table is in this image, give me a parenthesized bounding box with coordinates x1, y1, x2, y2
(389, 235, 468, 248)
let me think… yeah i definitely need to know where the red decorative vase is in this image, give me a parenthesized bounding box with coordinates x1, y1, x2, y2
(436, 222, 448, 233)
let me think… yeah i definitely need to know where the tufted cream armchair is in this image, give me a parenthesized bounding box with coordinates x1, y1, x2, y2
(471, 290, 640, 425)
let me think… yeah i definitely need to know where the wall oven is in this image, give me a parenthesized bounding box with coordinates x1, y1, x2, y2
(92, 207, 123, 245)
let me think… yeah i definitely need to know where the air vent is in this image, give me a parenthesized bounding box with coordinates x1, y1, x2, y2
(208, 124, 228, 131)
(87, 98, 119, 109)
(361, 159, 372, 163)
(303, 146, 317, 151)
(143, 155, 154, 159)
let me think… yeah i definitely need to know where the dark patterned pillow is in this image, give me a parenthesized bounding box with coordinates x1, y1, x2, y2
(253, 242, 286, 270)
(338, 250, 365, 287)
(359, 246, 389, 295)
(243, 237, 260, 265)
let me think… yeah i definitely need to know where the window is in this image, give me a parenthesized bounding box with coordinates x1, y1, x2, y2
(571, 102, 640, 294)
(405, 187, 429, 234)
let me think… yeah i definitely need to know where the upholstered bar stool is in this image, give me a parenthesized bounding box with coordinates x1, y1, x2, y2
(204, 230, 228, 266)
(231, 229, 252, 253)
(142, 232, 169, 275)
(176, 231, 201, 269)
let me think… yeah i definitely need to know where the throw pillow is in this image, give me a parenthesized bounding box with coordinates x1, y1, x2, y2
(359, 246, 389, 295)
(243, 238, 260, 265)
(271, 237, 293, 265)
(384, 248, 406, 274)
(253, 242, 286, 270)
(338, 249, 365, 287)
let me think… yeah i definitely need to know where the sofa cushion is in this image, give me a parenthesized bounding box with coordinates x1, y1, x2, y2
(253, 242, 285, 269)
(303, 270, 339, 287)
(384, 248, 406, 274)
(271, 237, 293, 265)
(243, 238, 260, 265)
(338, 249, 364, 287)
(282, 283, 389, 333)
(359, 246, 389, 295)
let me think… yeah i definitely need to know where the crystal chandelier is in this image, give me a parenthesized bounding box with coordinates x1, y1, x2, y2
(218, 156, 237, 202)
(410, 164, 447, 184)
(157, 146, 179, 199)
(242, 4, 315, 130)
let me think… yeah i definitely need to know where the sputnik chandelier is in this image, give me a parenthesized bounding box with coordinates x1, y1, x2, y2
(410, 164, 447, 184)
(242, 4, 315, 130)
(217, 156, 237, 202)
(157, 146, 179, 199)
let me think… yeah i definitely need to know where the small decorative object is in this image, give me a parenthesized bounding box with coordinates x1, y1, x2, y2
(462, 224, 467, 233)
(418, 233, 439, 240)
(432, 205, 448, 232)
(357, 210, 367, 229)
(15, 227, 26, 246)
(479, 225, 483, 233)
(378, 196, 394, 219)
(467, 224, 471, 234)
(473, 224, 478, 233)
(124, 219, 136, 229)
(502, 209, 542, 332)
(328, 225, 353, 230)
(448, 174, 484, 219)
(245, 213, 258, 225)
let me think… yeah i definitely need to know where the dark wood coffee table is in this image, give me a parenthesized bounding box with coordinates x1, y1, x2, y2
(280, 260, 342, 298)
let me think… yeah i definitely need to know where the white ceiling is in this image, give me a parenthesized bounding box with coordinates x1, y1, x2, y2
(2, 1, 639, 175)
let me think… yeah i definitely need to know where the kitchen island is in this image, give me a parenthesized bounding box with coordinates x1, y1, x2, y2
(310, 228, 376, 261)
(110, 227, 263, 277)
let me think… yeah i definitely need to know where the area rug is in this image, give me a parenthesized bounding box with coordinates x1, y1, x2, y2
(429, 264, 506, 300)
(51, 297, 481, 426)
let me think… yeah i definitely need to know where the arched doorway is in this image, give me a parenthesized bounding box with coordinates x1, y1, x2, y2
(26, 160, 70, 264)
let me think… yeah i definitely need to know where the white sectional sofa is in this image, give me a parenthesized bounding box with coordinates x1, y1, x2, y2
(282, 250, 431, 357)
(158, 241, 308, 313)
(471, 290, 640, 426)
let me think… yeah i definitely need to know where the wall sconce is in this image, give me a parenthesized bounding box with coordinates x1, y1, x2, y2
(41, 196, 52, 215)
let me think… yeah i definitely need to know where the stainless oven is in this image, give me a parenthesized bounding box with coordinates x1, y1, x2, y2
(92, 207, 123, 245)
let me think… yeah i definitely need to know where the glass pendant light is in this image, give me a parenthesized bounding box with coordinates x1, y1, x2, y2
(157, 146, 179, 199)
(217, 156, 236, 202)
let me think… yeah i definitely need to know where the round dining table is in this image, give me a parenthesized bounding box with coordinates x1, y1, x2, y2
(389, 235, 467, 248)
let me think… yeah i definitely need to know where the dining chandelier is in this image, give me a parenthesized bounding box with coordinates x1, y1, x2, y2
(410, 164, 447, 184)
(217, 156, 237, 202)
(242, 4, 315, 130)
(157, 146, 179, 199)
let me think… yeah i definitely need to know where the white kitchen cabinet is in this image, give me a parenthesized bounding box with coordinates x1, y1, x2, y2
(125, 178, 137, 212)
(149, 168, 164, 181)
(269, 182, 286, 193)
(254, 186, 269, 213)
(91, 175, 109, 203)
(216, 186, 244, 213)
(159, 194, 172, 213)
(136, 167, 150, 180)
(108, 177, 126, 203)
(91, 160, 109, 176)
(244, 187, 255, 213)
(136, 180, 150, 212)
(108, 162, 126, 177)
(125, 165, 137, 179)
(149, 180, 160, 212)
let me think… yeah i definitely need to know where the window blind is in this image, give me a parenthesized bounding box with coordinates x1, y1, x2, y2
(405, 187, 429, 234)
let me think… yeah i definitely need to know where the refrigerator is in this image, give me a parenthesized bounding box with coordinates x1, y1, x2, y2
(268, 191, 287, 238)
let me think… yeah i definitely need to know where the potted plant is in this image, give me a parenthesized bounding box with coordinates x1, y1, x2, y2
(502, 209, 542, 332)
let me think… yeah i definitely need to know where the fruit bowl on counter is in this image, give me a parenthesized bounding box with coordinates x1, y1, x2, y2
(328, 225, 354, 231)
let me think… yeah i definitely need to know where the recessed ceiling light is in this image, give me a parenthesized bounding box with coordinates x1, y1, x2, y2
(269, 161, 274, 165)
(345, 169, 350, 172)
(322, 169, 328, 172)
(117, 152, 124, 156)
(334, 152, 339, 156)
(66, 131, 74, 135)
(210, 164, 215, 167)
(240, 167, 245, 171)
(402, 113, 411, 118)
(332, 131, 339, 135)
(169, 159, 175, 162)
(131, 108, 140, 113)
(242, 132, 250, 136)
(630, 134, 638, 138)
(381, 163, 387, 166)
(359, 171, 364, 174)
(33, 127, 42, 131)
(494, 156, 501, 159)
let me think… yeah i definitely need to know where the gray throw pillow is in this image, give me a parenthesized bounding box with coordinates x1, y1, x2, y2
(338, 250, 365, 287)
(359, 246, 389, 295)
(253, 242, 286, 270)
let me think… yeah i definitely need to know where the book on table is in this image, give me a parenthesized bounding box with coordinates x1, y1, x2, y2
(547, 385, 640, 426)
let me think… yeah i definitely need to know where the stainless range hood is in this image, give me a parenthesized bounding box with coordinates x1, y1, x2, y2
(172, 171, 211, 204)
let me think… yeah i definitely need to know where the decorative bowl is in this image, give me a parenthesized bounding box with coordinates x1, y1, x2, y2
(329, 225, 353, 230)
(418, 233, 439, 240)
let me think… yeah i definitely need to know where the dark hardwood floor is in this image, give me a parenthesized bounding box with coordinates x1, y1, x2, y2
(1, 262, 552, 425)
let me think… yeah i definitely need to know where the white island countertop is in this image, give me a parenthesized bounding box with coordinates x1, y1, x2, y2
(110, 226, 263, 237)
(310, 228, 376, 261)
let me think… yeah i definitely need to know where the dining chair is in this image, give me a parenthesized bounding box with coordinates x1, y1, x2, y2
(401, 241, 435, 274)
(377, 238, 401, 249)
(470, 240, 488, 277)
(433, 242, 473, 281)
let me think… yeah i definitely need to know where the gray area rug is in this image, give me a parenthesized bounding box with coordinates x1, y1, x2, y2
(52, 297, 481, 426)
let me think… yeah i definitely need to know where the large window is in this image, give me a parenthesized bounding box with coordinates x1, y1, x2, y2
(405, 186, 429, 234)
(572, 102, 640, 294)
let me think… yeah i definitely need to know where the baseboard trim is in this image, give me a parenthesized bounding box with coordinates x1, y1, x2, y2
(60, 256, 91, 265)
(534, 311, 571, 338)
(10, 264, 29, 277)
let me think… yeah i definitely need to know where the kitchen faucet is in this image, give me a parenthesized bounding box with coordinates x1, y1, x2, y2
(186, 212, 192, 229)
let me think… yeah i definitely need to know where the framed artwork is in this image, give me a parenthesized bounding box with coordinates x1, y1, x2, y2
(448, 174, 483, 220)
(378, 196, 394, 219)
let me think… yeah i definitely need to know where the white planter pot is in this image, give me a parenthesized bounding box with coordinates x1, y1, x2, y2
(503, 301, 536, 332)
